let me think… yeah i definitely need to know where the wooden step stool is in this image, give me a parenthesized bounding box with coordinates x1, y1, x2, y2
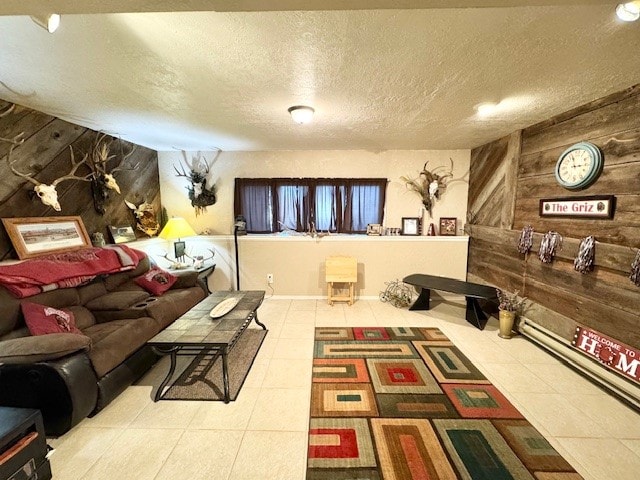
(325, 256, 357, 306)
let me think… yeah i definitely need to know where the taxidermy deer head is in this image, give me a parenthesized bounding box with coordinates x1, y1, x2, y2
(125, 199, 159, 236)
(174, 151, 218, 216)
(4, 132, 91, 212)
(85, 133, 137, 215)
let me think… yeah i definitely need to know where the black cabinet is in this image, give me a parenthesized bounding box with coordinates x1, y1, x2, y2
(0, 407, 51, 480)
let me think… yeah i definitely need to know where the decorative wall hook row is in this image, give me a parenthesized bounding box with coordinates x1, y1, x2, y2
(538, 231, 563, 264)
(517, 225, 534, 254)
(574, 236, 596, 274)
(630, 250, 640, 287)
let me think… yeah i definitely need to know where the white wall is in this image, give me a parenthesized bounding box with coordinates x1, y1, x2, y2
(158, 149, 470, 235)
(155, 149, 471, 295)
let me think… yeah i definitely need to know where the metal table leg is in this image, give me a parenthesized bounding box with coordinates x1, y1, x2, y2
(152, 346, 180, 402)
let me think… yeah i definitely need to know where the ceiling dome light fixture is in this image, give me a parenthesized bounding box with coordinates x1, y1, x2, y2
(616, 2, 640, 21)
(288, 105, 315, 124)
(30, 13, 61, 33)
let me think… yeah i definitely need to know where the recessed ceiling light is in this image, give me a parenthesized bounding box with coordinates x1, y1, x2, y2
(288, 105, 315, 124)
(475, 102, 499, 117)
(616, 2, 640, 22)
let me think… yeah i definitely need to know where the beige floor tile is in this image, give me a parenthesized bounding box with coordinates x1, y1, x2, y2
(315, 314, 348, 326)
(154, 430, 244, 480)
(288, 299, 317, 311)
(247, 388, 310, 431)
(481, 363, 556, 394)
(573, 393, 640, 439)
(81, 428, 183, 480)
(262, 358, 312, 388)
(49, 427, 123, 480)
(129, 399, 201, 429)
(554, 437, 640, 480)
(487, 335, 561, 364)
(316, 299, 341, 311)
(242, 360, 269, 388)
(525, 363, 605, 395)
(508, 392, 610, 438)
(188, 387, 260, 430)
(279, 323, 316, 339)
(315, 309, 345, 323)
(285, 310, 316, 323)
(82, 386, 152, 428)
(229, 430, 307, 480)
(272, 337, 314, 359)
(620, 438, 640, 456)
(253, 333, 278, 362)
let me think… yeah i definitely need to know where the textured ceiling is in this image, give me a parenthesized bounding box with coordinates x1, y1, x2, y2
(0, 3, 639, 151)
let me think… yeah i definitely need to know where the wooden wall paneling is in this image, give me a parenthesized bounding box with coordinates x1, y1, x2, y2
(0, 102, 161, 259)
(521, 87, 640, 155)
(501, 131, 521, 229)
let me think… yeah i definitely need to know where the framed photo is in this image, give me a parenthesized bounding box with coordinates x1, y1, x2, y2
(2, 216, 91, 260)
(366, 223, 382, 236)
(109, 225, 137, 244)
(401, 217, 420, 236)
(439, 217, 457, 236)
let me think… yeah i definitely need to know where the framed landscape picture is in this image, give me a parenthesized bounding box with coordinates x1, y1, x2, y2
(109, 225, 137, 244)
(2, 216, 91, 259)
(439, 217, 457, 236)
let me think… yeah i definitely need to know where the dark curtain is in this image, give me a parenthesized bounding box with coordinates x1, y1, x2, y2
(235, 178, 386, 234)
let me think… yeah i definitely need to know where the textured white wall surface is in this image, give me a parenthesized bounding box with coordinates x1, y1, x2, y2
(159, 149, 470, 235)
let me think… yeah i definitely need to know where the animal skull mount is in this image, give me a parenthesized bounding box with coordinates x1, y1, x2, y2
(125, 200, 159, 237)
(400, 159, 454, 218)
(174, 152, 217, 216)
(4, 133, 91, 212)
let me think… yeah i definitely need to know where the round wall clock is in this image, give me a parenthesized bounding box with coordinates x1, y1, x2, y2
(555, 141, 603, 190)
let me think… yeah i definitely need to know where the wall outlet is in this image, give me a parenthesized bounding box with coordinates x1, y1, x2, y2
(267, 273, 274, 284)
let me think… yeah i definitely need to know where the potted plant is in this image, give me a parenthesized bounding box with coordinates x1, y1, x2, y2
(496, 289, 527, 339)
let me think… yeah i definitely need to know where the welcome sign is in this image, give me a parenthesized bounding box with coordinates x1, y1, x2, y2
(572, 325, 639, 384)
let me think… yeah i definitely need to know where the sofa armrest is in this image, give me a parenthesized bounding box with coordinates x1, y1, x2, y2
(170, 270, 199, 289)
(0, 333, 91, 364)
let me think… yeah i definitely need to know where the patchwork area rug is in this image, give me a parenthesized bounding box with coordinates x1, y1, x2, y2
(161, 329, 266, 401)
(307, 326, 583, 480)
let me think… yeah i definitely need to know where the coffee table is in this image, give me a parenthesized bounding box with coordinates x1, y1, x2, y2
(147, 290, 266, 403)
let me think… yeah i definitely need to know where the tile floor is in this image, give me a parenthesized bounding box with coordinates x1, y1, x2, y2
(47, 297, 640, 480)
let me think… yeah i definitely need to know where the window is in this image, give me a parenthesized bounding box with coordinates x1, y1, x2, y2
(234, 178, 387, 234)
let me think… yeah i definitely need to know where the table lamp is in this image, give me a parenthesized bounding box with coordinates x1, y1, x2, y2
(159, 217, 197, 263)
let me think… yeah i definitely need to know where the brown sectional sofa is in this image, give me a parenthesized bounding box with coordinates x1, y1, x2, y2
(0, 255, 207, 436)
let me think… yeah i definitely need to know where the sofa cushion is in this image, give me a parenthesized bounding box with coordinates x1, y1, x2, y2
(145, 286, 207, 329)
(104, 256, 150, 291)
(0, 333, 91, 364)
(83, 317, 159, 377)
(21, 302, 83, 336)
(67, 306, 97, 330)
(84, 291, 149, 312)
(134, 267, 177, 296)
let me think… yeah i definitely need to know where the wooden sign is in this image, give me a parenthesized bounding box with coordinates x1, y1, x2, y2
(572, 325, 639, 384)
(539, 195, 615, 219)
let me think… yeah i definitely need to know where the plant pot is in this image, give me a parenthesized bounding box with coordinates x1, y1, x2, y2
(498, 310, 516, 339)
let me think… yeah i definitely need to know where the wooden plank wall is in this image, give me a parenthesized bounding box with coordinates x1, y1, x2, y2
(467, 85, 640, 350)
(0, 100, 161, 260)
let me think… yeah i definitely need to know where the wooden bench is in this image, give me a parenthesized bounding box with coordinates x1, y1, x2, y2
(403, 273, 498, 330)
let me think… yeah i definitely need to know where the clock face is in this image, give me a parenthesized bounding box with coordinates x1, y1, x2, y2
(555, 142, 603, 190)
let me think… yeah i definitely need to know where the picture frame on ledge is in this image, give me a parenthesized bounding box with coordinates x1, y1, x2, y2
(2, 216, 91, 260)
(366, 223, 382, 236)
(109, 225, 137, 244)
(439, 217, 457, 236)
(401, 217, 420, 236)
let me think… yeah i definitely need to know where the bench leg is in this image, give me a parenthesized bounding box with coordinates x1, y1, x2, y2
(465, 297, 489, 330)
(409, 288, 431, 311)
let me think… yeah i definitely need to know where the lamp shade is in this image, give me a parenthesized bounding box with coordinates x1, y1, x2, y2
(159, 217, 196, 240)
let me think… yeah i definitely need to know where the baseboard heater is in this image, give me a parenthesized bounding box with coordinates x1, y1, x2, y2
(520, 318, 640, 412)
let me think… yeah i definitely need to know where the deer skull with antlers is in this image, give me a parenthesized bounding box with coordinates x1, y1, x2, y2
(174, 152, 217, 216)
(4, 132, 91, 212)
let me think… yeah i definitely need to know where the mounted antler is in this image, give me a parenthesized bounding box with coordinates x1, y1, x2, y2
(174, 151, 217, 216)
(4, 133, 90, 212)
(0, 103, 16, 118)
(400, 158, 456, 218)
(185, 248, 216, 268)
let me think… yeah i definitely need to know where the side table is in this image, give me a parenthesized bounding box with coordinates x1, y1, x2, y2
(0, 407, 52, 480)
(170, 262, 216, 294)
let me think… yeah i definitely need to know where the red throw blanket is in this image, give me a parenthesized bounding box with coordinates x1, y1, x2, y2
(0, 245, 146, 298)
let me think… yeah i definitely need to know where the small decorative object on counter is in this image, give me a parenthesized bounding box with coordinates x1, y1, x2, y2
(427, 223, 436, 236)
(630, 250, 640, 287)
(538, 231, 562, 264)
(379, 280, 414, 308)
(517, 225, 534, 254)
(573, 236, 596, 274)
(91, 232, 106, 247)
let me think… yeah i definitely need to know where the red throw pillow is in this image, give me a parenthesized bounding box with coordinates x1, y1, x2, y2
(134, 267, 177, 296)
(21, 302, 83, 336)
